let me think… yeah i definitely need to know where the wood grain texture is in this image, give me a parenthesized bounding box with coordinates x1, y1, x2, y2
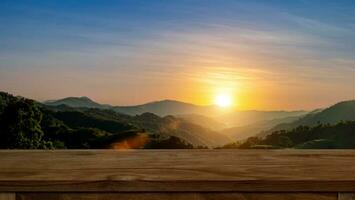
(0, 193, 15, 200)
(16, 193, 337, 200)
(339, 193, 355, 200)
(1, 150, 355, 192)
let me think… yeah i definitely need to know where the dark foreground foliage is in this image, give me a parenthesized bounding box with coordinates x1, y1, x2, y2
(0, 92, 196, 149)
(221, 121, 355, 149)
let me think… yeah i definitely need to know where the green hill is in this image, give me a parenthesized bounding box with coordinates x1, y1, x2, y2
(225, 121, 355, 149)
(177, 114, 227, 131)
(44, 97, 307, 128)
(221, 100, 355, 149)
(258, 100, 355, 138)
(44, 96, 111, 109)
(0, 92, 196, 149)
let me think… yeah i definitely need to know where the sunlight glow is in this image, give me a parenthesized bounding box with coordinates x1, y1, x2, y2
(215, 94, 233, 108)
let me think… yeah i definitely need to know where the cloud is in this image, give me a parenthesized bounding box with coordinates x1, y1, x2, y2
(1, 0, 355, 109)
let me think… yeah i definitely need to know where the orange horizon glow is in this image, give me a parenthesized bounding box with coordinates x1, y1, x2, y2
(1, 1, 355, 111)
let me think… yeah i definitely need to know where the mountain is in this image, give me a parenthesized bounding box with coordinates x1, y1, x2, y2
(216, 110, 308, 127)
(222, 115, 302, 140)
(131, 113, 231, 147)
(258, 100, 355, 138)
(44, 98, 217, 116)
(177, 114, 227, 131)
(42, 97, 232, 147)
(293, 100, 355, 125)
(44, 97, 111, 109)
(223, 121, 355, 149)
(1, 92, 198, 149)
(43, 104, 231, 147)
(44, 97, 308, 128)
(5, 91, 355, 149)
(222, 99, 355, 149)
(113, 100, 214, 116)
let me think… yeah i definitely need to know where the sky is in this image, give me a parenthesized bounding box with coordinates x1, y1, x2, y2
(1, 0, 355, 110)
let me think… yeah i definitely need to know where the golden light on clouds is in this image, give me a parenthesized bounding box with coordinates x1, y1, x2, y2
(187, 65, 243, 108)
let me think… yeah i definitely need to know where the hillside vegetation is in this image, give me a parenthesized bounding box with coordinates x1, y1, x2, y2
(0, 92, 198, 149)
(222, 100, 355, 149)
(2, 91, 355, 149)
(44, 96, 307, 128)
(222, 121, 355, 149)
(257, 100, 355, 138)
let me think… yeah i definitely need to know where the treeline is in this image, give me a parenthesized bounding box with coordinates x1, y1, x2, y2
(0, 92, 53, 149)
(221, 121, 355, 149)
(0, 92, 196, 149)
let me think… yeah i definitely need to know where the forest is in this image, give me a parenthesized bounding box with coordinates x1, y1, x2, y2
(0, 92, 195, 149)
(1, 91, 355, 149)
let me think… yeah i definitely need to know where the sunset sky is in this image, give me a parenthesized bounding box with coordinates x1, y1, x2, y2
(1, 0, 355, 110)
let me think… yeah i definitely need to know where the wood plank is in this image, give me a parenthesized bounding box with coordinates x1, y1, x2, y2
(2, 180, 355, 192)
(16, 193, 337, 200)
(338, 193, 355, 200)
(0, 193, 15, 200)
(1, 150, 355, 192)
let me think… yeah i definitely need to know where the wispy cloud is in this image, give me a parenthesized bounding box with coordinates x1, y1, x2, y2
(1, 0, 355, 109)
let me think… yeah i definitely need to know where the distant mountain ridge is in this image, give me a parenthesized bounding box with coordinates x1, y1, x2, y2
(177, 114, 227, 131)
(44, 97, 111, 109)
(3, 91, 355, 149)
(222, 115, 302, 140)
(258, 100, 355, 138)
(44, 97, 212, 116)
(2, 91, 227, 148)
(217, 110, 307, 127)
(42, 96, 232, 147)
(130, 112, 231, 147)
(296, 100, 355, 125)
(43, 96, 308, 128)
(45, 106, 231, 147)
(222, 100, 355, 149)
(112, 99, 213, 116)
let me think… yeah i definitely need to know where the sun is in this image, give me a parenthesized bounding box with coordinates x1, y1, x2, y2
(215, 94, 233, 108)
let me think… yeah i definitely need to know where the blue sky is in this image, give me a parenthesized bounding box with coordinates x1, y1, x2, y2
(1, 0, 355, 110)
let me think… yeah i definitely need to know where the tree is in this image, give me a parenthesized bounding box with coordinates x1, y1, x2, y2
(146, 135, 194, 149)
(238, 137, 261, 148)
(278, 136, 293, 148)
(0, 98, 52, 149)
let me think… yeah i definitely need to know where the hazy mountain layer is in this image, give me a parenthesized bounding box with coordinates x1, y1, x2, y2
(44, 97, 111, 109)
(44, 103, 231, 147)
(44, 96, 308, 127)
(223, 121, 355, 149)
(221, 100, 355, 149)
(177, 114, 227, 131)
(0, 92, 196, 149)
(258, 100, 355, 138)
(222, 116, 302, 140)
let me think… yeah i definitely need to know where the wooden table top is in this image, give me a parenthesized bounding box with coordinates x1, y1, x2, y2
(0, 150, 354, 192)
